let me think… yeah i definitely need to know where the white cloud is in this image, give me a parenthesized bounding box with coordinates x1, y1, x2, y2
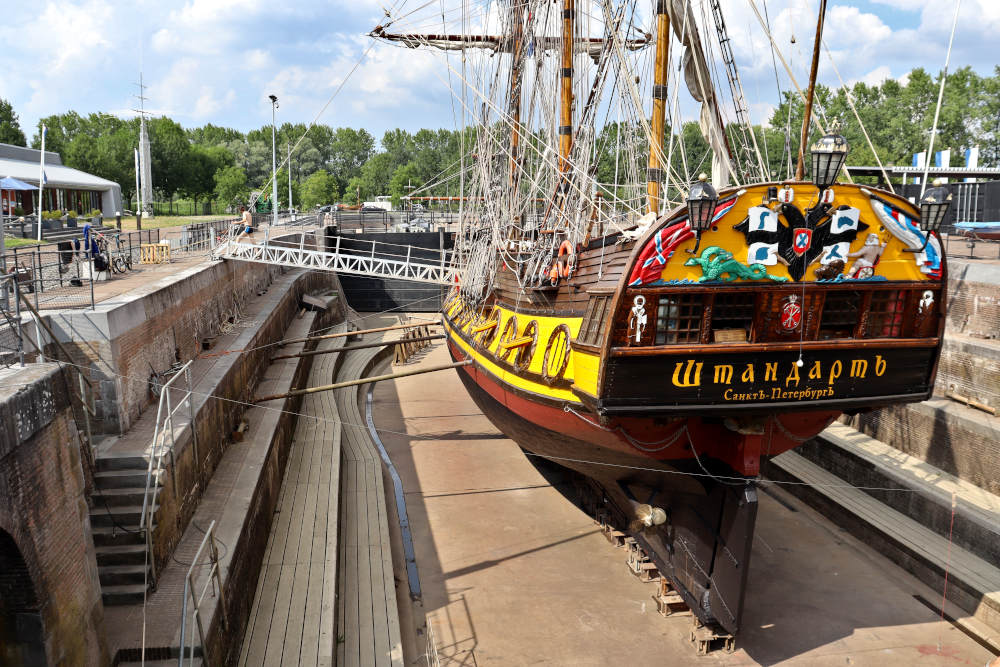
(0, 0, 995, 146)
(852, 65, 893, 87)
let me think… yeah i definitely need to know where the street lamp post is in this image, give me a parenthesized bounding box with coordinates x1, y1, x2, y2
(269, 94, 279, 228)
(287, 142, 294, 221)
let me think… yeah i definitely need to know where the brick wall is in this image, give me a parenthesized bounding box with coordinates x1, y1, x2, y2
(46, 260, 282, 435)
(145, 269, 342, 574)
(0, 364, 109, 666)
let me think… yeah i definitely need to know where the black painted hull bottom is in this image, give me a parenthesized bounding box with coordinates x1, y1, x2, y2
(456, 367, 758, 636)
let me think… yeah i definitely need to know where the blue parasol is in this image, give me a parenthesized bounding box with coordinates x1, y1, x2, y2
(0, 176, 38, 190)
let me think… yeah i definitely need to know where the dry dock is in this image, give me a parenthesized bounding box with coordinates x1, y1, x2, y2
(373, 342, 994, 665)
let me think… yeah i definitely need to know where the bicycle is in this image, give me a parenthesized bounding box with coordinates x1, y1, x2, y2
(94, 232, 133, 275)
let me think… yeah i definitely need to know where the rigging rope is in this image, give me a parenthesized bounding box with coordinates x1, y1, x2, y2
(920, 0, 963, 198)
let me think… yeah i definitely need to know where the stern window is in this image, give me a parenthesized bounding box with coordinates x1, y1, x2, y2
(656, 294, 704, 344)
(866, 290, 906, 338)
(711, 292, 755, 342)
(819, 290, 860, 339)
(579, 295, 611, 345)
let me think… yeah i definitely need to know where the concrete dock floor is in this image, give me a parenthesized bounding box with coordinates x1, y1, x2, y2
(373, 342, 996, 666)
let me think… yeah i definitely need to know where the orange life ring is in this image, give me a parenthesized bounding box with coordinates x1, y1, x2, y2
(556, 240, 574, 279)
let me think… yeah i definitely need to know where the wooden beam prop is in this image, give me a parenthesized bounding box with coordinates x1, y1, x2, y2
(270, 334, 445, 361)
(280, 320, 437, 346)
(254, 360, 472, 403)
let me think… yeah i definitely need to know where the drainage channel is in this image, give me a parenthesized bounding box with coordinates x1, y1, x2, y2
(366, 383, 422, 601)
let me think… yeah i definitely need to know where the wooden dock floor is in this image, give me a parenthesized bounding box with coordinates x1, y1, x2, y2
(238, 330, 345, 666)
(238, 315, 404, 666)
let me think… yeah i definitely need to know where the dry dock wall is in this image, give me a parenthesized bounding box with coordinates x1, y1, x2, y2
(844, 259, 1000, 495)
(0, 364, 109, 666)
(43, 260, 282, 435)
(146, 268, 342, 572)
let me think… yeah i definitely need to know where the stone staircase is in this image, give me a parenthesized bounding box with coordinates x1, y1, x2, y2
(89, 453, 157, 606)
(770, 423, 1000, 648)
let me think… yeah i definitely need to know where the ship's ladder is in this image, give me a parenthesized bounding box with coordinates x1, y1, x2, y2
(212, 225, 459, 286)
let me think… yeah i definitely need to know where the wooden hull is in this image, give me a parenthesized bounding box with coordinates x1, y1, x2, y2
(441, 181, 946, 637)
(450, 341, 759, 634)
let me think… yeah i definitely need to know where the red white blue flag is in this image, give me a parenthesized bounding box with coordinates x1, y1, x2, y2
(627, 197, 737, 286)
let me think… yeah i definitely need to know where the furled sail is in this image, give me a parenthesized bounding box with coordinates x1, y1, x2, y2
(669, 0, 734, 186)
(370, 26, 650, 63)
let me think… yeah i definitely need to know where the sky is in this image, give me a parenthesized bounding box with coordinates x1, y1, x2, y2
(0, 0, 996, 148)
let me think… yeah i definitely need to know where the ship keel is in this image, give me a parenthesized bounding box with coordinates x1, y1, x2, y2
(454, 362, 759, 636)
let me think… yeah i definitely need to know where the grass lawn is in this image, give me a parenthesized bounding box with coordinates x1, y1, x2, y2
(115, 214, 235, 231)
(2, 237, 49, 249)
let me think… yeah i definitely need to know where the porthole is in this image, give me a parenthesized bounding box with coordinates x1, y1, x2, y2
(514, 320, 539, 372)
(478, 307, 501, 348)
(442, 290, 459, 315)
(542, 324, 571, 383)
(454, 302, 473, 329)
(498, 315, 519, 362)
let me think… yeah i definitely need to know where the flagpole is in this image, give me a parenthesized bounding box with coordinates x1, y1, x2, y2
(37, 125, 46, 242)
(134, 149, 142, 229)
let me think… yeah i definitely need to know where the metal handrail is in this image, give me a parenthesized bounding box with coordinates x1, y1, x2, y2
(178, 520, 228, 667)
(217, 234, 457, 285)
(140, 359, 199, 586)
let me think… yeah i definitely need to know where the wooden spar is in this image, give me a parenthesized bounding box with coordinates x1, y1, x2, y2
(254, 360, 473, 403)
(795, 0, 829, 181)
(558, 0, 575, 180)
(279, 321, 437, 346)
(646, 0, 671, 215)
(270, 334, 445, 361)
(509, 0, 525, 182)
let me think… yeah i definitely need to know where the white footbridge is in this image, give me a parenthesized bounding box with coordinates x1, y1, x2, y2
(212, 225, 458, 286)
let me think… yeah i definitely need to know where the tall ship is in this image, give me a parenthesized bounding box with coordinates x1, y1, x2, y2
(373, 0, 950, 640)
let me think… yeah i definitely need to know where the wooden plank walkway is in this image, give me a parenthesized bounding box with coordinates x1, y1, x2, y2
(771, 450, 1000, 633)
(238, 315, 404, 666)
(239, 327, 346, 666)
(335, 323, 404, 667)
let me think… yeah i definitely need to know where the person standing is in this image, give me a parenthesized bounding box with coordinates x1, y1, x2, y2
(242, 206, 254, 238)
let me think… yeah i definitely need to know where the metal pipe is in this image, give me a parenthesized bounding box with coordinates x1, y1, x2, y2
(254, 360, 472, 403)
(270, 334, 443, 361)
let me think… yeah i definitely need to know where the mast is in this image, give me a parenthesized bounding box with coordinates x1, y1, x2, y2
(646, 0, 670, 215)
(509, 0, 525, 182)
(558, 0, 575, 183)
(795, 0, 828, 181)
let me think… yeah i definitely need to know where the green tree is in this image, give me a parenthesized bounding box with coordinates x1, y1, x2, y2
(389, 161, 422, 207)
(214, 165, 249, 208)
(184, 144, 232, 210)
(300, 170, 340, 208)
(328, 128, 375, 191)
(345, 176, 365, 205)
(31, 111, 85, 155)
(149, 117, 193, 204)
(187, 123, 244, 146)
(0, 99, 27, 146)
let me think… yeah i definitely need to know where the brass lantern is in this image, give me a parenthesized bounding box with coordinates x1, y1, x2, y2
(810, 126, 848, 190)
(907, 178, 952, 253)
(685, 173, 718, 254)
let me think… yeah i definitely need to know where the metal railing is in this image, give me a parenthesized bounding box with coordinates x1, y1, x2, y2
(140, 359, 199, 587)
(1, 229, 162, 310)
(178, 519, 227, 667)
(215, 228, 458, 285)
(179, 218, 238, 252)
(941, 231, 1000, 260)
(0, 275, 25, 367)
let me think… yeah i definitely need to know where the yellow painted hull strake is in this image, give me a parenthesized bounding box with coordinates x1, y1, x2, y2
(442, 298, 599, 402)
